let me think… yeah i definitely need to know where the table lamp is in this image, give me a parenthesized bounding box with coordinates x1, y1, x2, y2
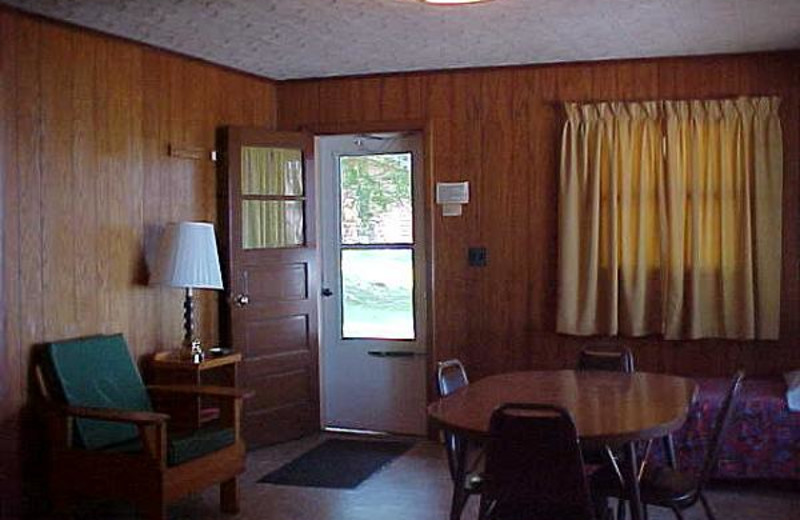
(152, 221, 223, 358)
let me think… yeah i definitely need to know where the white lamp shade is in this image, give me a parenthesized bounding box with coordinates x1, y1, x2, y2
(152, 222, 223, 290)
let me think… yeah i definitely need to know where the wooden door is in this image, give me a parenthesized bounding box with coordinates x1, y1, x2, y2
(220, 127, 319, 447)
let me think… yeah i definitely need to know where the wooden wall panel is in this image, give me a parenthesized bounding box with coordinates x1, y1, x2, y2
(0, 8, 277, 514)
(278, 52, 800, 382)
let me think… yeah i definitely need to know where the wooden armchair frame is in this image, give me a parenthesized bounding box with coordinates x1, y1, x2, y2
(38, 365, 251, 520)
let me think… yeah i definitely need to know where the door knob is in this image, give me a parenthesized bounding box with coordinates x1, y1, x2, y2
(321, 288, 333, 297)
(233, 293, 250, 307)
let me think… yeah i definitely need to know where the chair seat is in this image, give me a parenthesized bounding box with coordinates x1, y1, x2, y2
(638, 466, 700, 505)
(104, 426, 236, 467)
(583, 448, 612, 466)
(489, 500, 597, 520)
(592, 464, 699, 506)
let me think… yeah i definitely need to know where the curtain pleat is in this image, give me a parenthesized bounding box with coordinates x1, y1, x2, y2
(557, 96, 782, 340)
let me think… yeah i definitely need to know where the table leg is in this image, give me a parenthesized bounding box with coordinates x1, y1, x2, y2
(623, 441, 644, 520)
(663, 434, 677, 469)
(449, 435, 469, 520)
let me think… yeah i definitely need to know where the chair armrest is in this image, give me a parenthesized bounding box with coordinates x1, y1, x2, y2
(147, 384, 253, 399)
(62, 405, 170, 425)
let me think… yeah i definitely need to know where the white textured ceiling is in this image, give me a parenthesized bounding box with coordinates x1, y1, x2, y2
(6, 0, 800, 80)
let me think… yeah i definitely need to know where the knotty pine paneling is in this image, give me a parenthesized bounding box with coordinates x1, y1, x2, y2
(0, 8, 276, 513)
(277, 52, 800, 383)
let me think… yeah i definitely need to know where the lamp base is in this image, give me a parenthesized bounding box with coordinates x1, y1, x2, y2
(181, 338, 204, 364)
(180, 287, 204, 363)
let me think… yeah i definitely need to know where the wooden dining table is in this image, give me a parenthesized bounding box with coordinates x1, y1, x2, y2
(427, 370, 697, 520)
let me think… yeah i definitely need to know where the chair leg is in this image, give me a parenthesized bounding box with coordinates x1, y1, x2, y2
(142, 499, 166, 520)
(478, 496, 494, 520)
(221, 477, 240, 514)
(699, 492, 717, 520)
(616, 499, 626, 520)
(50, 488, 73, 518)
(669, 505, 684, 520)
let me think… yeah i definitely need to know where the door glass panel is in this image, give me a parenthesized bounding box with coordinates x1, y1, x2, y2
(341, 249, 414, 340)
(242, 200, 304, 248)
(340, 153, 412, 245)
(242, 146, 303, 196)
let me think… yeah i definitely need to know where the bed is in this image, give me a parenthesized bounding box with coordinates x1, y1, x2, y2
(651, 376, 799, 480)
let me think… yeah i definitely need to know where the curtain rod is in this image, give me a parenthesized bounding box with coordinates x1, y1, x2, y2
(557, 94, 780, 106)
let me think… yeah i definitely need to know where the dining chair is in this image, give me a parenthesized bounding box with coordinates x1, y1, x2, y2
(478, 403, 597, 520)
(594, 371, 745, 520)
(436, 359, 483, 520)
(578, 345, 635, 373)
(577, 345, 635, 520)
(437, 358, 470, 399)
(437, 359, 471, 481)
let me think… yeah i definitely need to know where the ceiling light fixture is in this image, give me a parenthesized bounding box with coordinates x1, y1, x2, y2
(420, 0, 494, 5)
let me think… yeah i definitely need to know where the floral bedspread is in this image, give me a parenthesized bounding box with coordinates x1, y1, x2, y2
(650, 377, 799, 480)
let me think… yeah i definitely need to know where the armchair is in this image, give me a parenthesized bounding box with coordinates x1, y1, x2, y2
(36, 334, 251, 520)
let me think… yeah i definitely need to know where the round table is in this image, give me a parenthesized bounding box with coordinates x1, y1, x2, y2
(428, 370, 697, 520)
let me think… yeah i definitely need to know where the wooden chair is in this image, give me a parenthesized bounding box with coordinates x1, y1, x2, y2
(479, 403, 597, 520)
(594, 371, 745, 520)
(35, 334, 251, 520)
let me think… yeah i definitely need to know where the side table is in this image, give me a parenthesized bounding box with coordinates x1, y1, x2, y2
(150, 350, 242, 429)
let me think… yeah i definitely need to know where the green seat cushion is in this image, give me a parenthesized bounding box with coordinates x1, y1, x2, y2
(45, 334, 152, 450)
(103, 426, 236, 467)
(167, 426, 236, 466)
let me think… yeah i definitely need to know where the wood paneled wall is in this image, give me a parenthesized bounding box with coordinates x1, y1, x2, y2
(0, 8, 276, 514)
(277, 53, 800, 382)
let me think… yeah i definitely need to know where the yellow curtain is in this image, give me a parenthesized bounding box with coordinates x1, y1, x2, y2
(240, 147, 305, 249)
(558, 102, 662, 336)
(662, 97, 782, 339)
(557, 97, 782, 340)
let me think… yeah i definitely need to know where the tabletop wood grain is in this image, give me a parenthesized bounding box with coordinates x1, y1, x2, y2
(427, 370, 697, 445)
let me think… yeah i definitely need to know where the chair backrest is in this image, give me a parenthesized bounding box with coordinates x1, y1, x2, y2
(699, 370, 745, 487)
(577, 345, 634, 373)
(43, 334, 152, 450)
(436, 359, 469, 397)
(483, 403, 595, 520)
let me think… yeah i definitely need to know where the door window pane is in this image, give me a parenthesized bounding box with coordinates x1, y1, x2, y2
(340, 153, 412, 245)
(341, 249, 414, 339)
(242, 146, 303, 196)
(242, 200, 304, 248)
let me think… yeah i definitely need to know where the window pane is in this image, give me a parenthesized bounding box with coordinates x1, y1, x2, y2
(242, 200, 304, 248)
(341, 249, 414, 339)
(242, 146, 303, 196)
(340, 153, 412, 245)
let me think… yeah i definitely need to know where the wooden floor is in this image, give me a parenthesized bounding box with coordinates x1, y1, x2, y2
(56, 434, 798, 520)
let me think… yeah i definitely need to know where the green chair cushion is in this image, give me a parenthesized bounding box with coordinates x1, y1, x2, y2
(45, 334, 153, 450)
(167, 427, 236, 466)
(103, 426, 236, 467)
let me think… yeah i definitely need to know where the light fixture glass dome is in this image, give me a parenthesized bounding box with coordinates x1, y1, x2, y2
(421, 0, 493, 5)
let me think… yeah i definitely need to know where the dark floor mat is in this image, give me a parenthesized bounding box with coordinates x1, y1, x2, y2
(258, 438, 415, 489)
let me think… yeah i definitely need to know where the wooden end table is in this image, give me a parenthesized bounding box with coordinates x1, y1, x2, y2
(150, 350, 242, 428)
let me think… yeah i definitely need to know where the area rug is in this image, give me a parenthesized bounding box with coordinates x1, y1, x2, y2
(258, 438, 415, 489)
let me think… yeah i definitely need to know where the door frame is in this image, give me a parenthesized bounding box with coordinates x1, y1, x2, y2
(306, 120, 436, 428)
